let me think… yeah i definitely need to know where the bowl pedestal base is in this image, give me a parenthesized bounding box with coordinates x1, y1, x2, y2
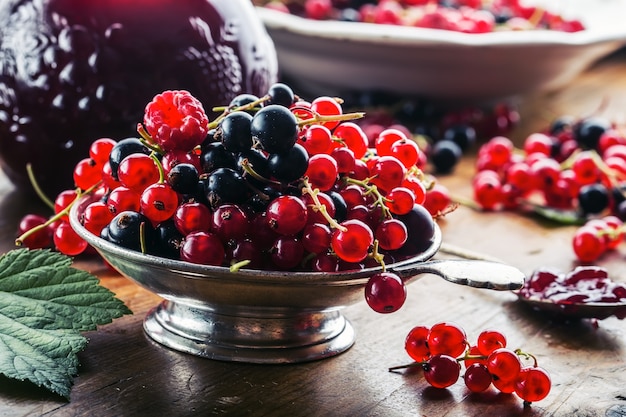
(143, 300, 356, 363)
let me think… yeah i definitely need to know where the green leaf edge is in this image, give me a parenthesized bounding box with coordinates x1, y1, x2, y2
(0, 248, 132, 399)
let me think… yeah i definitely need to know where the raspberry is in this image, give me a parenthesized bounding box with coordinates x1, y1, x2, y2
(143, 90, 209, 152)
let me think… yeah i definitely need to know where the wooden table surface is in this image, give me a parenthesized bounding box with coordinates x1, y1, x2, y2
(2, 50, 626, 417)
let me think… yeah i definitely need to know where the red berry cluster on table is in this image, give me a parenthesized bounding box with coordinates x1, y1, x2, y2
(390, 322, 551, 404)
(16, 84, 451, 313)
(353, 98, 519, 176)
(473, 116, 626, 216)
(471, 115, 626, 262)
(256, 0, 584, 33)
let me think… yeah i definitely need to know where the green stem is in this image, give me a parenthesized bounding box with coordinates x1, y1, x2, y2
(149, 152, 166, 184)
(388, 362, 423, 372)
(230, 259, 251, 272)
(26, 163, 55, 210)
(298, 111, 365, 127)
(209, 95, 271, 129)
(240, 158, 282, 187)
(301, 179, 347, 231)
(139, 221, 147, 254)
(344, 176, 393, 220)
(15, 181, 102, 246)
(369, 240, 386, 271)
(450, 193, 482, 211)
(136, 123, 165, 154)
(515, 349, 538, 367)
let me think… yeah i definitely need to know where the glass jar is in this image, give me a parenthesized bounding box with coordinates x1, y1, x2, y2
(0, 0, 277, 195)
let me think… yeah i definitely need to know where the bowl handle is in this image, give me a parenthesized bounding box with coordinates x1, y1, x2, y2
(391, 259, 525, 291)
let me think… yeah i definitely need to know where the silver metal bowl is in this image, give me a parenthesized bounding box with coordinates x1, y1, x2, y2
(70, 198, 524, 363)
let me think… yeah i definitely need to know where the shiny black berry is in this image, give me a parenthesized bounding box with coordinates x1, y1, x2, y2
(229, 93, 260, 109)
(217, 111, 253, 153)
(152, 220, 183, 259)
(578, 183, 610, 215)
(267, 83, 295, 107)
(167, 163, 199, 195)
(106, 211, 154, 252)
(398, 204, 435, 252)
(442, 124, 476, 152)
(251, 104, 298, 155)
(268, 143, 309, 183)
(573, 117, 611, 150)
(238, 148, 272, 185)
(327, 190, 348, 223)
(200, 142, 237, 174)
(204, 167, 250, 209)
(430, 140, 462, 174)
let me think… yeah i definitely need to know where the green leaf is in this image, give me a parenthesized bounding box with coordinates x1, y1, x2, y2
(523, 202, 586, 225)
(530, 206, 585, 225)
(0, 249, 132, 399)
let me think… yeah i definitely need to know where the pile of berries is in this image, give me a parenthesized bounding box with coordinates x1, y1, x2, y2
(16, 84, 449, 312)
(348, 96, 519, 175)
(472, 115, 626, 219)
(256, 0, 585, 33)
(391, 322, 551, 404)
(572, 215, 624, 262)
(519, 265, 626, 309)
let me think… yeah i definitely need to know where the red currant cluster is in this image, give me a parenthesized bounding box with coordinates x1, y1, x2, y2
(519, 266, 626, 311)
(257, 0, 584, 33)
(472, 116, 626, 219)
(392, 322, 551, 404)
(572, 215, 625, 262)
(16, 138, 118, 256)
(355, 99, 519, 176)
(17, 85, 445, 298)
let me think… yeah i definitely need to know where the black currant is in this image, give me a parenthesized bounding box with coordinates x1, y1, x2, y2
(200, 142, 237, 174)
(327, 190, 348, 223)
(549, 115, 575, 136)
(248, 185, 282, 212)
(151, 219, 183, 259)
(267, 83, 295, 107)
(106, 210, 155, 252)
(578, 183, 610, 215)
(268, 143, 309, 183)
(217, 111, 253, 153)
(238, 148, 272, 181)
(251, 104, 298, 155)
(430, 140, 462, 174)
(229, 93, 259, 109)
(398, 204, 435, 252)
(442, 124, 476, 152)
(167, 163, 199, 195)
(204, 167, 250, 209)
(573, 117, 611, 150)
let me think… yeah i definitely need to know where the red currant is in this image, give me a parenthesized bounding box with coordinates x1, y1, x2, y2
(364, 272, 407, 314)
(331, 219, 373, 263)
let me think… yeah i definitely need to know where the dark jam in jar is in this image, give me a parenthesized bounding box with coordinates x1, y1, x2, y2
(0, 0, 278, 196)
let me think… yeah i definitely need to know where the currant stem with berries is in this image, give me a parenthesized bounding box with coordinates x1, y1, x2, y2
(15, 180, 102, 247)
(389, 323, 551, 404)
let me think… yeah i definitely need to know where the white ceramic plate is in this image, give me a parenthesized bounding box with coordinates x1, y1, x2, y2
(256, 0, 626, 102)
